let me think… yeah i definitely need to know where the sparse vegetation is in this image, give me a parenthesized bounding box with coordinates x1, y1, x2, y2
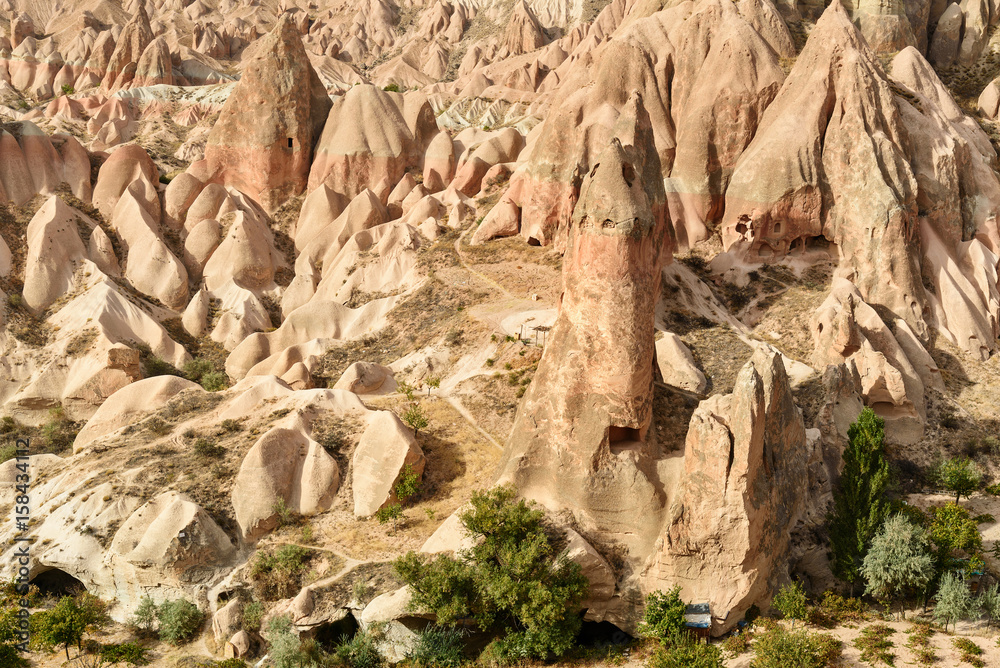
(249, 544, 312, 601)
(402, 403, 429, 436)
(193, 438, 225, 458)
(852, 623, 895, 666)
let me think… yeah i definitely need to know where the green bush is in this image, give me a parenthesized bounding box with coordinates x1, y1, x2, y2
(383, 83, 400, 92)
(0, 643, 28, 667)
(721, 629, 752, 658)
(266, 615, 309, 668)
(335, 627, 384, 668)
(394, 485, 588, 664)
(156, 599, 203, 645)
(219, 419, 242, 433)
(144, 355, 180, 378)
(194, 438, 225, 458)
(273, 497, 296, 527)
(202, 371, 228, 392)
(250, 545, 312, 601)
(408, 625, 466, 667)
(751, 623, 841, 668)
(772, 582, 808, 625)
(638, 587, 687, 643)
(806, 592, 867, 628)
(99, 641, 150, 666)
(61, 84, 74, 95)
(648, 632, 723, 668)
(182, 358, 228, 391)
(0, 444, 16, 464)
(241, 600, 264, 633)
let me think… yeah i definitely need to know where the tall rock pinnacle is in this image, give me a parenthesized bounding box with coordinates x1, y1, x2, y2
(195, 13, 332, 212)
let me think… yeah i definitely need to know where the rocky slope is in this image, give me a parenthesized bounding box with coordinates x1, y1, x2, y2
(4, 0, 1000, 662)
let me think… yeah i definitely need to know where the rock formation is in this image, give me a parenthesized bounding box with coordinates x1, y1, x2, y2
(498, 114, 670, 572)
(194, 14, 331, 212)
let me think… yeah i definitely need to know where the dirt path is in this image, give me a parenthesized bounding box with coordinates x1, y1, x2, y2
(444, 396, 504, 451)
(454, 226, 512, 297)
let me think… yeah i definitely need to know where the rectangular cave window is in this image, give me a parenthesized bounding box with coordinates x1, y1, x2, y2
(608, 426, 641, 443)
(287, 137, 294, 148)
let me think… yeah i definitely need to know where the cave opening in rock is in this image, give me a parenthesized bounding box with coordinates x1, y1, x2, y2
(576, 619, 632, 648)
(608, 425, 643, 454)
(312, 612, 360, 649)
(287, 137, 294, 148)
(30, 568, 86, 597)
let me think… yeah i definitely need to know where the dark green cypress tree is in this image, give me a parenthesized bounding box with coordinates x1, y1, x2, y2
(828, 407, 892, 594)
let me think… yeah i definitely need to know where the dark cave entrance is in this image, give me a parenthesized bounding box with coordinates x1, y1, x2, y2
(311, 613, 360, 649)
(576, 620, 633, 648)
(30, 568, 86, 597)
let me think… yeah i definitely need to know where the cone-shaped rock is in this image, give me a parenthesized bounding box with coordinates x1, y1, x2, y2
(101, 7, 153, 93)
(197, 13, 332, 212)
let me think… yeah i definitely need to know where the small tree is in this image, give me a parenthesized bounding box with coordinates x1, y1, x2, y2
(156, 599, 202, 645)
(934, 572, 979, 632)
(397, 380, 416, 401)
(395, 464, 421, 504)
(828, 408, 892, 594)
(34, 594, 107, 660)
(860, 514, 934, 618)
(403, 404, 428, 437)
(978, 583, 1000, 628)
(375, 502, 403, 532)
(638, 586, 687, 643)
(394, 485, 588, 662)
(772, 582, 808, 626)
(928, 503, 983, 575)
(937, 458, 982, 503)
(130, 596, 157, 633)
(425, 376, 441, 397)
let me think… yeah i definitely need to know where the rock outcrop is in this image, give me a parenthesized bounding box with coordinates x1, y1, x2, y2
(722, 0, 926, 339)
(645, 349, 808, 634)
(194, 14, 332, 212)
(307, 85, 437, 200)
(352, 411, 425, 518)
